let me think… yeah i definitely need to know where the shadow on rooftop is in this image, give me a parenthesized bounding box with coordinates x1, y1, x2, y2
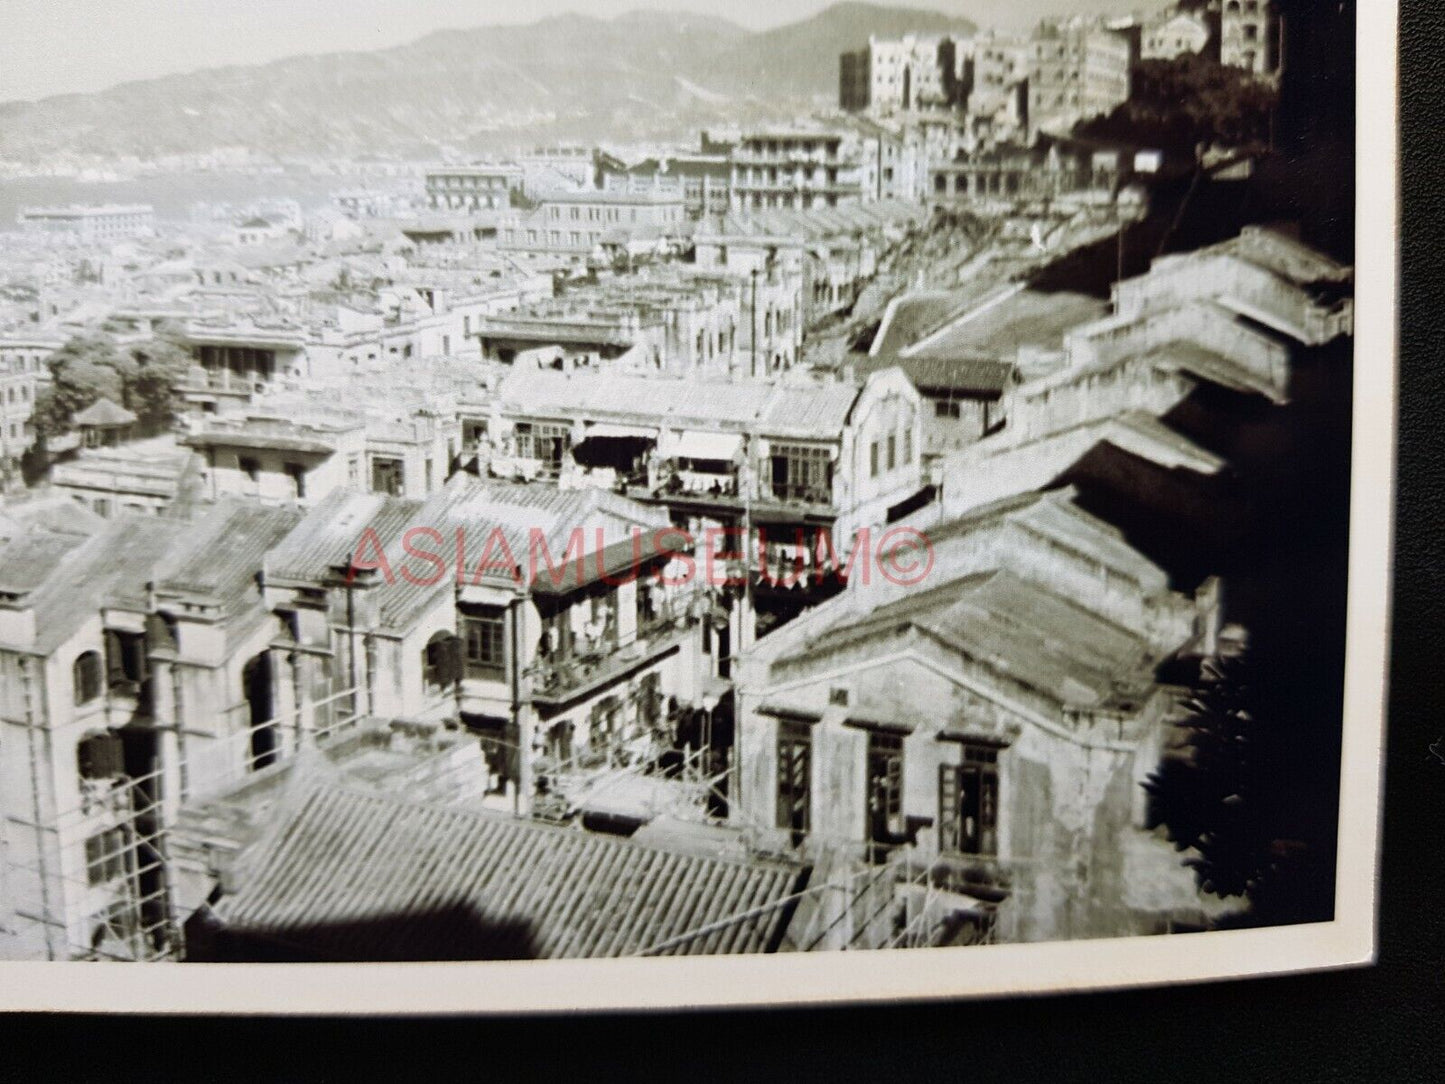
(183, 899, 541, 963)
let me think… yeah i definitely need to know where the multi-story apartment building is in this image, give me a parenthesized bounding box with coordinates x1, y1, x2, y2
(0, 335, 57, 477)
(840, 48, 872, 113)
(1027, 20, 1089, 132)
(179, 400, 459, 508)
(604, 155, 732, 220)
(425, 165, 525, 212)
(514, 147, 624, 196)
(487, 366, 927, 627)
(259, 474, 719, 818)
(1220, 0, 1278, 75)
(731, 485, 1223, 945)
(473, 265, 803, 380)
(1083, 25, 1138, 119)
(1025, 19, 1137, 134)
(174, 276, 551, 410)
(0, 501, 302, 960)
(0, 472, 727, 959)
(929, 137, 1124, 206)
(965, 38, 1030, 140)
(719, 230, 1355, 951)
(497, 190, 688, 264)
(1142, 11, 1214, 60)
(50, 438, 203, 518)
(16, 205, 155, 244)
(839, 35, 964, 115)
(729, 127, 881, 212)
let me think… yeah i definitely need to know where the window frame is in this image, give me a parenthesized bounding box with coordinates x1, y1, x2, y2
(73, 651, 104, 706)
(461, 607, 507, 680)
(776, 719, 813, 844)
(939, 743, 1001, 857)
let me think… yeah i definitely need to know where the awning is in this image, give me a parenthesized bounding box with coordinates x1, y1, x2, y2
(585, 422, 658, 440)
(664, 430, 743, 463)
(758, 702, 823, 724)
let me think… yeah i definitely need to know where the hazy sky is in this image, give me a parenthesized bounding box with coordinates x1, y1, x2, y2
(0, 0, 1155, 103)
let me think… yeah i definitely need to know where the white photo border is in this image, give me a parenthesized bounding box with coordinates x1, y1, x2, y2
(0, 0, 1396, 1015)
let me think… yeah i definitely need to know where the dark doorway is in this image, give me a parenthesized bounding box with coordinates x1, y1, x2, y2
(866, 730, 905, 863)
(243, 652, 277, 771)
(371, 456, 404, 496)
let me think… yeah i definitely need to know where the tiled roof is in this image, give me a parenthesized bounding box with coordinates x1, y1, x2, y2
(1211, 226, 1352, 286)
(539, 189, 684, 206)
(0, 495, 105, 541)
(72, 397, 137, 427)
(702, 200, 923, 243)
(1145, 339, 1287, 403)
(264, 476, 671, 630)
(214, 783, 806, 960)
(496, 370, 861, 440)
(154, 499, 304, 626)
(0, 530, 88, 596)
(777, 569, 1154, 709)
(927, 487, 1169, 591)
(20, 514, 181, 653)
(904, 290, 1111, 360)
(855, 353, 1016, 396)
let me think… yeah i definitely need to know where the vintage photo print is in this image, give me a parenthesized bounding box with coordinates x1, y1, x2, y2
(0, 0, 1390, 1012)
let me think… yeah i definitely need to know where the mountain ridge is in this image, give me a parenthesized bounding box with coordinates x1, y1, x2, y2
(0, 4, 978, 161)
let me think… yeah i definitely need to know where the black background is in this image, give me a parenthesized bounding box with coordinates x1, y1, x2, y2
(1, 0, 1441, 1078)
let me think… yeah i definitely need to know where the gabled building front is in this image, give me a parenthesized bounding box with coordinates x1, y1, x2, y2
(259, 475, 724, 819)
(0, 500, 301, 960)
(732, 486, 1225, 946)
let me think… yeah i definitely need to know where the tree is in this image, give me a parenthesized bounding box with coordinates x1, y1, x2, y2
(31, 328, 190, 441)
(1146, 646, 1337, 929)
(126, 332, 192, 433)
(31, 334, 129, 438)
(1076, 55, 1278, 157)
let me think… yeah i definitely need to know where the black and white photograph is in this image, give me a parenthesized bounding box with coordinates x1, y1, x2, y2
(0, 0, 1390, 1011)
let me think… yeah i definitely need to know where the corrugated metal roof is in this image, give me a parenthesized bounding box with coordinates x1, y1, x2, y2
(214, 783, 805, 960)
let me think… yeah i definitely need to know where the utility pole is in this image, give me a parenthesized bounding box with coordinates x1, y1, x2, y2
(750, 267, 759, 379)
(1115, 221, 1125, 314)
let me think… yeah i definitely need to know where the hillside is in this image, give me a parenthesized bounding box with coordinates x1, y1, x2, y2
(0, 4, 978, 161)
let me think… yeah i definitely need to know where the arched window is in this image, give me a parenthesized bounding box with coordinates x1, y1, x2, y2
(73, 651, 103, 706)
(423, 631, 459, 692)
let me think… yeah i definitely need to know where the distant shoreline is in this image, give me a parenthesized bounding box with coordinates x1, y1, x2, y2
(0, 168, 407, 232)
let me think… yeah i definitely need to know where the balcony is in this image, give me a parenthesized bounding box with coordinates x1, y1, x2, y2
(766, 482, 833, 508)
(176, 369, 268, 398)
(526, 613, 691, 708)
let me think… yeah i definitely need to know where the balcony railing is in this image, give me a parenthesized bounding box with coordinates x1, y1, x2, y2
(527, 609, 690, 705)
(767, 483, 832, 506)
(176, 370, 268, 396)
